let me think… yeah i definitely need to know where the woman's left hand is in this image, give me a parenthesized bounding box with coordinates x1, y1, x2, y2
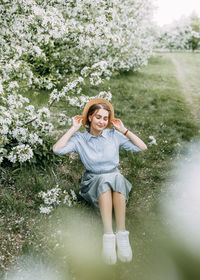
(111, 118, 126, 134)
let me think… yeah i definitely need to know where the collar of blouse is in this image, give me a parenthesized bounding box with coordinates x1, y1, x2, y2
(84, 129, 107, 141)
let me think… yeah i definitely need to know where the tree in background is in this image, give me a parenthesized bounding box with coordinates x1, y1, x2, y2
(154, 13, 200, 51)
(188, 12, 200, 50)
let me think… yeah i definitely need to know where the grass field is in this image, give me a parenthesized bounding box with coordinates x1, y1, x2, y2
(1, 53, 200, 280)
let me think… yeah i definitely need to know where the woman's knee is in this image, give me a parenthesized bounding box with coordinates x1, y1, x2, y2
(98, 189, 112, 202)
(113, 191, 126, 198)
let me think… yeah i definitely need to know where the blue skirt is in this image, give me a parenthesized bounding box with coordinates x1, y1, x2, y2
(79, 168, 132, 208)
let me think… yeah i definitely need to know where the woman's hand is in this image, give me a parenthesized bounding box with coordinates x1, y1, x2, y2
(111, 118, 127, 134)
(111, 118, 147, 150)
(72, 115, 83, 131)
(53, 116, 83, 152)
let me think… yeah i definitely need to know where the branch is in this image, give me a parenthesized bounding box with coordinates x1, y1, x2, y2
(24, 117, 37, 125)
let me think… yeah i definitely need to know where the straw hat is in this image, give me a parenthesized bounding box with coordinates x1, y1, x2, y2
(82, 98, 114, 127)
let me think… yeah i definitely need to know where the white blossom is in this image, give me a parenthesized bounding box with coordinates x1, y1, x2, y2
(39, 206, 53, 214)
(70, 189, 77, 201)
(39, 186, 77, 214)
(7, 144, 34, 163)
(149, 135, 157, 146)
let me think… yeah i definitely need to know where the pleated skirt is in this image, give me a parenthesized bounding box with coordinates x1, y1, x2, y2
(79, 168, 132, 208)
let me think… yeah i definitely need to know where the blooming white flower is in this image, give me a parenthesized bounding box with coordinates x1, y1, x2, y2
(39, 206, 53, 214)
(149, 136, 157, 146)
(70, 189, 77, 201)
(39, 185, 77, 214)
(7, 153, 17, 163)
(8, 81, 19, 90)
(12, 127, 28, 142)
(29, 133, 43, 145)
(1, 124, 9, 135)
(97, 91, 112, 101)
(37, 107, 50, 119)
(0, 81, 3, 93)
(7, 144, 34, 163)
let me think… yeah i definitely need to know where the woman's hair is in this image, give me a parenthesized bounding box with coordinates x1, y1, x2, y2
(86, 102, 111, 129)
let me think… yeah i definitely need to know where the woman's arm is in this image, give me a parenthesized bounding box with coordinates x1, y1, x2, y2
(53, 115, 83, 152)
(111, 118, 147, 151)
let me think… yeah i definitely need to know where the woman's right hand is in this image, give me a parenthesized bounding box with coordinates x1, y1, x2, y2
(72, 115, 83, 131)
(53, 115, 83, 152)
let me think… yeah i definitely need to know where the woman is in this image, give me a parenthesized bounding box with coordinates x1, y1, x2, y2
(53, 98, 147, 265)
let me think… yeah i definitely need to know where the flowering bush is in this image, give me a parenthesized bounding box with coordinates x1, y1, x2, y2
(1, 0, 153, 89)
(0, 82, 53, 164)
(154, 22, 200, 51)
(0, 0, 154, 164)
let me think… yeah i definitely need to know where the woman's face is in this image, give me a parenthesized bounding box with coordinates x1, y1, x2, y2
(88, 108, 109, 132)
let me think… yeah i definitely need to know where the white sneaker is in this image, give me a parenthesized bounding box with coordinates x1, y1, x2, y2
(102, 233, 117, 265)
(116, 230, 132, 262)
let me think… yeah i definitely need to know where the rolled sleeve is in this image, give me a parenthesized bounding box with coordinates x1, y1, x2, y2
(53, 133, 78, 155)
(114, 129, 141, 152)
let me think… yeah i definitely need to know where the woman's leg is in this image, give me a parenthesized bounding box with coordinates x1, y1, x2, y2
(113, 191, 132, 262)
(113, 191, 126, 231)
(98, 189, 113, 233)
(99, 190, 116, 264)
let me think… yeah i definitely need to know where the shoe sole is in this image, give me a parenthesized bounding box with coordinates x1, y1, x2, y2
(102, 251, 117, 265)
(117, 251, 132, 262)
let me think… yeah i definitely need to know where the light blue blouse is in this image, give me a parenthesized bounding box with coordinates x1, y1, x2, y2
(53, 128, 141, 173)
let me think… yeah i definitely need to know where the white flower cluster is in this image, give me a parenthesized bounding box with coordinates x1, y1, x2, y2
(66, 90, 112, 109)
(0, 84, 53, 164)
(148, 135, 157, 146)
(48, 76, 84, 106)
(7, 144, 34, 163)
(57, 114, 72, 127)
(81, 61, 112, 86)
(38, 185, 77, 214)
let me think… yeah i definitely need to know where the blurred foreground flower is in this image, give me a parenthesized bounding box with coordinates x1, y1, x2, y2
(4, 255, 65, 280)
(160, 141, 200, 279)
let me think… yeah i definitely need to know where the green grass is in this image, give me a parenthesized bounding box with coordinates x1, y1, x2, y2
(1, 53, 200, 279)
(167, 52, 200, 93)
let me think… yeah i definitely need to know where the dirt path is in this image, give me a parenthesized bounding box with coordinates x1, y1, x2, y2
(167, 53, 200, 127)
